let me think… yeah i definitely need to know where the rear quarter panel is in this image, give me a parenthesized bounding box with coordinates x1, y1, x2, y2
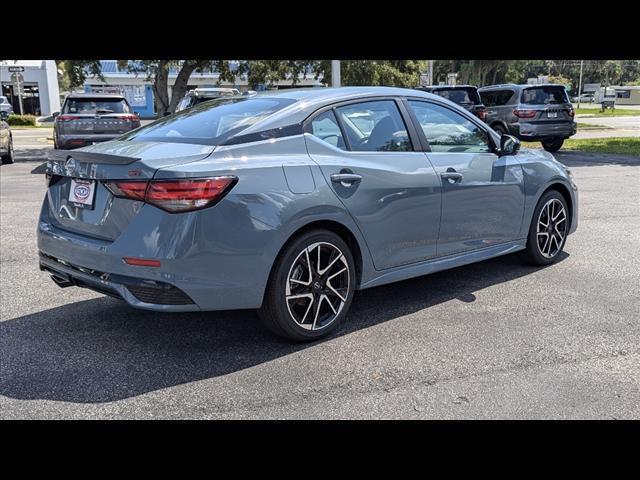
(153, 135, 376, 307)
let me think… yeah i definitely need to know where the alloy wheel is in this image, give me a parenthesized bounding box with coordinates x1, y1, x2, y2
(536, 198, 567, 258)
(285, 241, 350, 331)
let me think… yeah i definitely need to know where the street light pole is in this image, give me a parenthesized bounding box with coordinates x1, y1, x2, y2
(577, 60, 584, 110)
(331, 60, 341, 88)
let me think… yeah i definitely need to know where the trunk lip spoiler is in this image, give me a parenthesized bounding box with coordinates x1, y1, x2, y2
(47, 149, 141, 166)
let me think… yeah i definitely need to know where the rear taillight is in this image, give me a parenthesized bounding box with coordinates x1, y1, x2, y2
(567, 108, 575, 118)
(104, 177, 237, 213)
(477, 110, 488, 121)
(55, 115, 80, 122)
(513, 109, 537, 119)
(120, 115, 139, 122)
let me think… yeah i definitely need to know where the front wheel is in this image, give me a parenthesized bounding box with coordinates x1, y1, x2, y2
(521, 190, 569, 266)
(258, 229, 356, 342)
(541, 137, 564, 152)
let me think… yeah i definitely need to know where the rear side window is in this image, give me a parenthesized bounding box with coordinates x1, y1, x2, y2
(309, 110, 346, 150)
(335, 100, 411, 152)
(480, 90, 513, 107)
(64, 98, 131, 114)
(121, 96, 296, 145)
(521, 86, 569, 105)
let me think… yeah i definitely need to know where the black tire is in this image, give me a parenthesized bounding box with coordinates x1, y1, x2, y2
(492, 124, 507, 136)
(521, 190, 569, 266)
(1, 135, 14, 165)
(541, 137, 564, 152)
(258, 229, 356, 342)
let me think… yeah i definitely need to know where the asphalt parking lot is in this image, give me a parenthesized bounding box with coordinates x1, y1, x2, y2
(1, 152, 639, 419)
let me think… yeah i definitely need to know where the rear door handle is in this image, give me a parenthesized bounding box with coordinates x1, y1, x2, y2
(441, 171, 463, 184)
(331, 173, 362, 187)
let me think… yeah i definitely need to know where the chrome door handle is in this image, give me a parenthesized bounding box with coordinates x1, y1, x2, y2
(331, 173, 362, 187)
(441, 171, 463, 184)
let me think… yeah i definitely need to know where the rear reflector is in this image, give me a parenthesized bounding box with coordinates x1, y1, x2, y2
(123, 257, 161, 267)
(104, 176, 237, 213)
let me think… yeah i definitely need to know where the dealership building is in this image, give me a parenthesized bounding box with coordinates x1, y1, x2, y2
(0, 60, 61, 116)
(82, 61, 324, 118)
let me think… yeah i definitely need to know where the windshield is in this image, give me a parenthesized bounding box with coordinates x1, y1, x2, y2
(521, 86, 569, 105)
(433, 88, 481, 105)
(121, 96, 296, 145)
(64, 98, 131, 114)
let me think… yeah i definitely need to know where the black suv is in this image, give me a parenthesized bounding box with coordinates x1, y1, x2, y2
(478, 84, 577, 152)
(416, 85, 487, 122)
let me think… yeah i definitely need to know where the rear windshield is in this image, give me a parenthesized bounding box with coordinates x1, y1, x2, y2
(64, 98, 131, 114)
(520, 87, 569, 105)
(121, 96, 296, 145)
(432, 88, 481, 105)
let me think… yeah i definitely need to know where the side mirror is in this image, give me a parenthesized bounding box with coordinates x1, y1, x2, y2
(52, 112, 60, 118)
(499, 134, 520, 156)
(0, 111, 8, 121)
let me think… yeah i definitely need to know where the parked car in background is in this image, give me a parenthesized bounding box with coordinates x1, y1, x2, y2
(38, 87, 577, 342)
(0, 110, 15, 164)
(0, 95, 14, 115)
(479, 84, 577, 152)
(572, 92, 594, 103)
(175, 87, 242, 112)
(416, 85, 487, 121)
(53, 93, 141, 150)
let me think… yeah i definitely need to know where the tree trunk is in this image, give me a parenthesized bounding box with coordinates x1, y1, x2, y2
(167, 62, 197, 113)
(153, 60, 170, 116)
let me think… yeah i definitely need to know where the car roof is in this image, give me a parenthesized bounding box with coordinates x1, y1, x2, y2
(225, 86, 446, 136)
(66, 93, 126, 99)
(421, 85, 478, 89)
(479, 83, 566, 91)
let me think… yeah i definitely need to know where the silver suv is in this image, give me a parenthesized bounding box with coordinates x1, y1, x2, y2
(53, 93, 140, 149)
(478, 84, 577, 152)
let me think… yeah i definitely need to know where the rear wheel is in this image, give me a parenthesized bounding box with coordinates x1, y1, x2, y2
(1, 135, 14, 164)
(521, 190, 569, 266)
(258, 229, 356, 342)
(541, 137, 564, 152)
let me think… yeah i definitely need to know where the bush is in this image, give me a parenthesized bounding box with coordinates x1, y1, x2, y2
(7, 114, 37, 126)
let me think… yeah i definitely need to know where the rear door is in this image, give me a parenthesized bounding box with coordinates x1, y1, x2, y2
(305, 98, 442, 270)
(406, 99, 525, 256)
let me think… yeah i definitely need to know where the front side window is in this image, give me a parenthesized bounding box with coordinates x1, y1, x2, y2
(309, 110, 345, 149)
(334, 100, 411, 152)
(121, 96, 296, 145)
(64, 98, 131, 114)
(408, 100, 491, 154)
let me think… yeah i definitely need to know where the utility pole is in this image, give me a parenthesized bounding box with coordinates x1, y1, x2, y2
(577, 60, 584, 110)
(331, 60, 341, 88)
(428, 60, 434, 86)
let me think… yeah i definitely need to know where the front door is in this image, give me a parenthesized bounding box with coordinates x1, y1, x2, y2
(406, 99, 525, 257)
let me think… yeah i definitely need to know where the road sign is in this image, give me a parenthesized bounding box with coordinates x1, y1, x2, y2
(10, 72, 24, 84)
(8, 66, 25, 73)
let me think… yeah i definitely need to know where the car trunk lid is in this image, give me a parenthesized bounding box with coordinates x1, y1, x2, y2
(44, 141, 215, 240)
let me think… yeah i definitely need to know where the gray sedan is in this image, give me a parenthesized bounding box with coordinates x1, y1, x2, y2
(38, 87, 578, 341)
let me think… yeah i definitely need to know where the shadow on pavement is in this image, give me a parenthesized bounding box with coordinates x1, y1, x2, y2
(0, 252, 566, 403)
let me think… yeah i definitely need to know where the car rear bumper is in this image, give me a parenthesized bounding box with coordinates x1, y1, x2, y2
(511, 121, 577, 141)
(36, 197, 278, 312)
(56, 134, 123, 149)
